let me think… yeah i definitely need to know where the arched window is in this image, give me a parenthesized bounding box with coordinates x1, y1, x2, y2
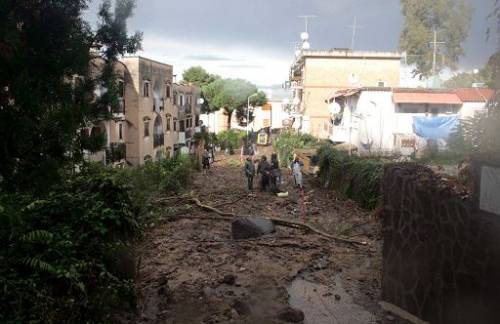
(166, 114, 171, 131)
(153, 115, 164, 147)
(143, 80, 150, 97)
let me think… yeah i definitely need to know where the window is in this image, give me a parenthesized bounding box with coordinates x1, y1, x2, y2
(118, 80, 125, 98)
(179, 120, 185, 132)
(166, 116, 171, 131)
(165, 84, 171, 98)
(118, 123, 123, 140)
(195, 115, 200, 127)
(143, 81, 150, 97)
(144, 120, 150, 137)
(173, 92, 177, 105)
(173, 118, 177, 131)
(377, 80, 386, 87)
(180, 94, 184, 106)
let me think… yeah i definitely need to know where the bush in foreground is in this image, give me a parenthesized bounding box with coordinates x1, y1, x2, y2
(317, 144, 383, 210)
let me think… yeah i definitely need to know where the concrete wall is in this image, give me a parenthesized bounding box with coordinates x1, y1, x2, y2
(381, 163, 500, 324)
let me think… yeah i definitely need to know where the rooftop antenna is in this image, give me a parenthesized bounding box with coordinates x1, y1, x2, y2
(429, 30, 445, 76)
(298, 15, 316, 50)
(298, 15, 317, 33)
(349, 16, 363, 50)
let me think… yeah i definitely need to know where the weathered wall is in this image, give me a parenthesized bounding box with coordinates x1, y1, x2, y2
(381, 163, 500, 324)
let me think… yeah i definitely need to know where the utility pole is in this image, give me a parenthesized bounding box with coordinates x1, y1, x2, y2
(298, 15, 317, 33)
(349, 16, 363, 50)
(429, 30, 445, 76)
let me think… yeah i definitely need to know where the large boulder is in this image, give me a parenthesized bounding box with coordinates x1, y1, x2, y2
(231, 217, 275, 239)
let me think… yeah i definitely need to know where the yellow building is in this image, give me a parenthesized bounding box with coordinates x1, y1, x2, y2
(290, 49, 402, 138)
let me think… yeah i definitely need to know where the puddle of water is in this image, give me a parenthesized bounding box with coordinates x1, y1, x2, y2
(287, 275, 375, 324)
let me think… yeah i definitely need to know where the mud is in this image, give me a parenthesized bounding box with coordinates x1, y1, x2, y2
(119, 155, 402, 323)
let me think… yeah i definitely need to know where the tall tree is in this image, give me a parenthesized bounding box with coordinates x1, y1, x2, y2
(400, 0, 473, 77)
(211, 79, 267, 127)
(0, 0, 141, 191)
(182, 66, 220, 113)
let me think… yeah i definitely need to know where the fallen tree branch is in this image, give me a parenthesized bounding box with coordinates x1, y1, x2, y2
(188, 198, 368, 246)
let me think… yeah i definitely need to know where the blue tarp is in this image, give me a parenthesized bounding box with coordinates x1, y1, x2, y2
(412, 116, 458, 140)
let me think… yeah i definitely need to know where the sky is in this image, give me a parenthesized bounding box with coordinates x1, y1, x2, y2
(84, 0, 497, 88)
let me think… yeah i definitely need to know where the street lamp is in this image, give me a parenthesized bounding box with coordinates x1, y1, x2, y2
(247, 93, 258, 142)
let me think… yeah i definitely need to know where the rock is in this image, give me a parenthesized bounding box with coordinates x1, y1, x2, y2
(278, 307, 305, 323)
(386, 315, 395, 321)
(334, 294, 341, 301)
(231, 217, 275, 239)
(233, 299, 251, 316)
(221, 274, 236, 285)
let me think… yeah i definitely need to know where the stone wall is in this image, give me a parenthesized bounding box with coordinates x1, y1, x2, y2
(381, 163, 500, 324)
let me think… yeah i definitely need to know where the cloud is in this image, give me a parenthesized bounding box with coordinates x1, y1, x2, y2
(183, 54, 232, 61)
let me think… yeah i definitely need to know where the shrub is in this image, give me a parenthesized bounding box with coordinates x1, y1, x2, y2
(0, 165, 139, 323)
(217, 129, 246, 151)
(273, 131, 318, 167)
(317, 144, 383, 210)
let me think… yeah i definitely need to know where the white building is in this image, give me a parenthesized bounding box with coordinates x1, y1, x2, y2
(327, 87, 494, 156)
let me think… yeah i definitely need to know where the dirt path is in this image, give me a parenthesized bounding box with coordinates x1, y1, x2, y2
(122, 155, 394, 324)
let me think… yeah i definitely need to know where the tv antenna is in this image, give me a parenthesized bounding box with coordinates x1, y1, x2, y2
(349, 16, 363, 50)
(298, 15, 317, 33)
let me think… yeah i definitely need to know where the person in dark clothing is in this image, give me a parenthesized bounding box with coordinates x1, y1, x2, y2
(257, 155, 271, 192)
(244, 156, 256, 190)
(270, 153, 281, 193)
(202, 149, 210, 173)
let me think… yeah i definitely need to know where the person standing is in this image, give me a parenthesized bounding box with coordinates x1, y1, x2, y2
(290, 156, 304, 189)
(270, 153, 281, 193)
(202, 149, 210, 174)
(257, 155, 271, 192)
(244, 156, 256, 190)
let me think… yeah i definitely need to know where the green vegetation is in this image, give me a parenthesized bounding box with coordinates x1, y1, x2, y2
(400, 0, 472, 76)
(0, 155, 196, 323)
(317, 145, 384, 210)
(182, 66, 267, 126)
(273, 131, 318, 167)
(216, 129, 246, 151)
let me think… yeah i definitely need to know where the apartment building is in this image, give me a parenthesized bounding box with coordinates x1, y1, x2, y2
(289, 49, 402, 138)
(88, 56, 200, 166)
(173, 83, 201, 154)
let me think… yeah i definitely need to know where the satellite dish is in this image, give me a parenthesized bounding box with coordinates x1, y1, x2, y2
(300, 32, 309, 41)
(302, 41, 310, 50)
(328, 101, 341, 115)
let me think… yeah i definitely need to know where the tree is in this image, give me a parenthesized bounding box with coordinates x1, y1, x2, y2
(211, 79, 267, 128)
(182, 66, 220, 113)
(400, 0, 473, 77)
(443, 56, 497, 88)
(0, 0, 142, 192)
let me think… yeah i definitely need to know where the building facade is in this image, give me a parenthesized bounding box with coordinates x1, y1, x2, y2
(327, 87, 494, 156)
(88, 56, 201, 166)
(172, 83, 201, 154)
(289, 49, 402, 138)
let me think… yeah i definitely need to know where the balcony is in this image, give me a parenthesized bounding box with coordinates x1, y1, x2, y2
(106, 142, 126, 164)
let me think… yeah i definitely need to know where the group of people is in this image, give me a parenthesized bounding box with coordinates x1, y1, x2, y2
(244, 153, 304, 193)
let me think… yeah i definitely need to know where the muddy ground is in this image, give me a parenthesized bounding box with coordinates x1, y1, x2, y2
(120, 155, 404, 324)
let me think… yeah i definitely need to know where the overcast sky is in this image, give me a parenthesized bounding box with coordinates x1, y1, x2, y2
(85, 0, 497, 87)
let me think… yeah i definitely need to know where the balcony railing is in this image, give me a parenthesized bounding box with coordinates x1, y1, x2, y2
(153, 133, 164, 148)
(106, 142, 126, 164)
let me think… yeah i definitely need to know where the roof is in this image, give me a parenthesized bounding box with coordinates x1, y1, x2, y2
(329, 88, 362, 101)
(455, 88, 495, 103)
(393, 91, 461, 105)
(300, 49, 402, 60)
